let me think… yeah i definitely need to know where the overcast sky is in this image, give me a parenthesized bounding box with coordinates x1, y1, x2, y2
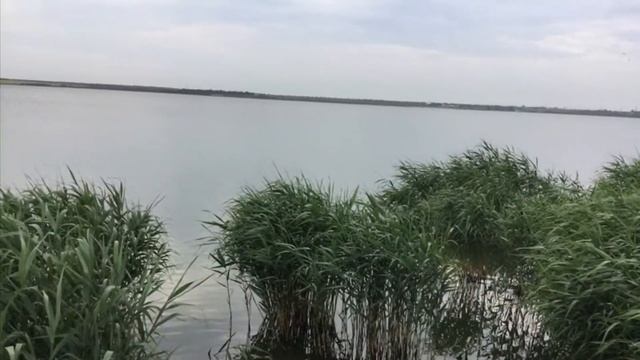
(1, 0, 639, 109)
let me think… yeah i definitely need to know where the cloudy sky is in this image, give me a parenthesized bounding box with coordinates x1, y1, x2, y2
(1, 0, 639, 109)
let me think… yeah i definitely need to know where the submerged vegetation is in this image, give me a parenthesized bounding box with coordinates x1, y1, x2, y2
(0, 177, 193, 360)
(210, 144, 639, 360)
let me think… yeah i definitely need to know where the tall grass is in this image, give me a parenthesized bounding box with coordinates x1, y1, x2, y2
(379, 143, 599, 360)
(209, 180, 448, 360)
(209, 177, 355, 357)
(337, 196, 447, 360)
(525, 158, 640, 359)
(209, 147, 638, 360)
(382, 141, 581, 275)
(377, 143, 580, 358)
(0, 176, 190, 360)
(593, 156, 640, 194)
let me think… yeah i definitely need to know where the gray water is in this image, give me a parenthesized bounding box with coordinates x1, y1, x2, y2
(1, 84, 639, 359)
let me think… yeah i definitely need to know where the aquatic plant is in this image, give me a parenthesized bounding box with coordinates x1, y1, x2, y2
(0, 176, 192, 360)
(209, 177, 355, 357)
(593, 156, 640, 195)
(378, 143, 584, 359)
(382, 141, 581, 275)
(210, 180, 448, 360)
(209, 150, 639, 360)
(525, 159, 640, 359)
(336, 196, 447, 360)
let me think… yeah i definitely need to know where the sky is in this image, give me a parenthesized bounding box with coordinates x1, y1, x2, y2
(1, 0, 639, 110)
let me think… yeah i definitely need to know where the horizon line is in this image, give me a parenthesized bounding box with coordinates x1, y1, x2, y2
(1, 77, 638, 118)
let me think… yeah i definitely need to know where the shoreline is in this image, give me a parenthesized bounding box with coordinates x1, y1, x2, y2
(1, 78, 638, 119)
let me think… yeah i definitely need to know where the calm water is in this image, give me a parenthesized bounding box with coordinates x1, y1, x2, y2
(1, 84, 639, 358)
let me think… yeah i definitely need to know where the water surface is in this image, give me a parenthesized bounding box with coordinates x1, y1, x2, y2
(1, 84, 639, 358)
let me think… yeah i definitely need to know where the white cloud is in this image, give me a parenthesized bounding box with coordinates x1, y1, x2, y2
(138, 24, 258, 54)
(278, 0, 390, 16)
(534, 20, 640, 58)
(1, 0, 639, 109)
(536, 31, 629, 56)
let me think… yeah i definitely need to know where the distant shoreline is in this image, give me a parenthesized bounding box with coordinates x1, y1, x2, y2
(1, 78, 638, 118)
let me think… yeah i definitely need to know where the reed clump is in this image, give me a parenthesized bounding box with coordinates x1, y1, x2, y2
(0, 177, 185, 360)
(593, 156, 640, 195)
(209, 177, 354, 357)
(210, 179, 449, 360)
(210, 146, 638, 360)
(525, 158, 640, 360)
(337, 196, 447, 360)
(381, 141, 581, 275)
(379, 143, 586, 359)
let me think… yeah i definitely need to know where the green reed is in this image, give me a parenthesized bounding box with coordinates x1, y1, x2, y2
(374, 142, 583, 360)
(336, 196, 448, 360)
(593, 155, 640, 195)
(524, 158, 640, 360)
(209, 177, 355, 357)
(210, 179, 448, 360)
(210, 148, 638, 360)
(381, 141, 581, 275)
(0, 176, 193, 360)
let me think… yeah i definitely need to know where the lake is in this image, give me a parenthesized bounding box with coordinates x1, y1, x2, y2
(1, 84, 639, 359)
